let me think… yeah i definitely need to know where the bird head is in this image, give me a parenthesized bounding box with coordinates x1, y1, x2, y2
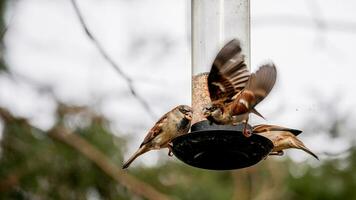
(203, 104, 222, 118)
(178, 105, 192, 121)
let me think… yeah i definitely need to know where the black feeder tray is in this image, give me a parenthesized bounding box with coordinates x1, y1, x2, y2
(172, 120, 274, 170)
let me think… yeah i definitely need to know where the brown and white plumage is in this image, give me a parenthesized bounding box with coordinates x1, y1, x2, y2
(208, 39, 251, 103)
(122, 105, 192, 169)
(243, 63, 277, 107)
(203, 39, 277, 137)
(253, 124, 319, 160)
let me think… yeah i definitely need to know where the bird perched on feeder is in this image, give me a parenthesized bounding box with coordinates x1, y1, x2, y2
(253, 124, 319, 160)
(203, 39, 277, 137)
(122, 105, 192, 169)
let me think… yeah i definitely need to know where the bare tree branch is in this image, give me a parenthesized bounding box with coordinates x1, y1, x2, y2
(318, 147, 354, 157)
(70, 0, 156, 120)
(253, 15, 356, 33)
(305, 0, 327, 46)
(0, 0, 17, 42)
(306, 0, 327, 31)
(0, 24, 9, 41)
(0, 10, 9, 41)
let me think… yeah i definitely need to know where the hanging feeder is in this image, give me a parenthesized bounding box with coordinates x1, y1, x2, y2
(172, 0, 273, 170)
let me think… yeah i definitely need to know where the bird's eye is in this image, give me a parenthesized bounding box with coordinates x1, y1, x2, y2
(180, 108, 188, 114)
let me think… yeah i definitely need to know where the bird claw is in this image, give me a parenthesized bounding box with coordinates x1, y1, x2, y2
(276, 151, 284, 156)
(269, 151, 284, 156)
(168, 143, 174, 157)
(242, 128, 252, 137)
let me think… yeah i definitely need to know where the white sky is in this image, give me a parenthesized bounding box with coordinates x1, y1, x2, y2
(1, 0, 356, 167)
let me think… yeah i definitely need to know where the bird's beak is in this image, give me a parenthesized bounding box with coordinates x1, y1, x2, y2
(202, 108, 210, 117)
(185, 112, 192, 121)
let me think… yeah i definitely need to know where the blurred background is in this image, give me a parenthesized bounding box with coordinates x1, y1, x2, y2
(0, 0, 356, 199)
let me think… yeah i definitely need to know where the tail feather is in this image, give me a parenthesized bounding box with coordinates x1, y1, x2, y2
(251, 108, 265, 119)
(122, 146, 149, 169)
(252, 124, 302, 136)
(287, 129, 303, 136)
(293, 139, 319, 160)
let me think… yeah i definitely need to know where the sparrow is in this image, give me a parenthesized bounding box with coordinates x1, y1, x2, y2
(203, 39, 277, 137)
(253, 124, 319, 160)
(122, 105, 192, 169)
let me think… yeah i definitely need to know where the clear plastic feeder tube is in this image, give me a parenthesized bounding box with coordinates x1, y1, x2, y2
(191, 0, 250, 124)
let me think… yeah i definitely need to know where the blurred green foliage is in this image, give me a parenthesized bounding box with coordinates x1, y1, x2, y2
(0, 109, 132, 199)
(131, 162, 234, 200)
(286, 149, 356, 200)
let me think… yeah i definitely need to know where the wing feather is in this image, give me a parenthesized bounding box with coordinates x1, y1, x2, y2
(208, 39, 250, 101)
(244, 63, 277, 106)
(140, 114, 167, 147)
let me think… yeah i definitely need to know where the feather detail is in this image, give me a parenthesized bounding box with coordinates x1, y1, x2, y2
(122, 105, 192, 169)
(251, 108, 265, 119)
(292, 137, 319, 160)
(208, 39, 250, 101)
(245, 63, 277, 106)
(122, 146, 149, 169)
(253, 124, 301, 135)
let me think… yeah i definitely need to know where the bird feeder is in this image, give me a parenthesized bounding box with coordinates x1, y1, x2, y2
(172, 0, 273, 170)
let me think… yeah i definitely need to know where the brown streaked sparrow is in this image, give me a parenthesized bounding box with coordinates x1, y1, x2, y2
(253, 124, 319, 160)
(203, 39, 277, 137)
(122, 105, 192, 169)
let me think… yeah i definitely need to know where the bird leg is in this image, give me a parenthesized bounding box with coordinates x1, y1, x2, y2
(242, 118, 251, 137)
(167, 143, 174, 157)
(269, 151, 284, 156)
(231, 116, 239, 126)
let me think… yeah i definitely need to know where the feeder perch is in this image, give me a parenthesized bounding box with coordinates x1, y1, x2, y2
(172, 0, 273, 170)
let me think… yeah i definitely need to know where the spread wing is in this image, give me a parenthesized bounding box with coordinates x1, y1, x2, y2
(208, 39, 250, 102)
(244, 63, 277, 106)
(208, 39, 250, 101)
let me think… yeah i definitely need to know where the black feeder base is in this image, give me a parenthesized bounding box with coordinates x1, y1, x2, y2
(172, 121, 274, 170)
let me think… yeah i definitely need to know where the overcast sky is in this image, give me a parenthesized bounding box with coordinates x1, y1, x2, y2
(1, 0, 356, 167)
